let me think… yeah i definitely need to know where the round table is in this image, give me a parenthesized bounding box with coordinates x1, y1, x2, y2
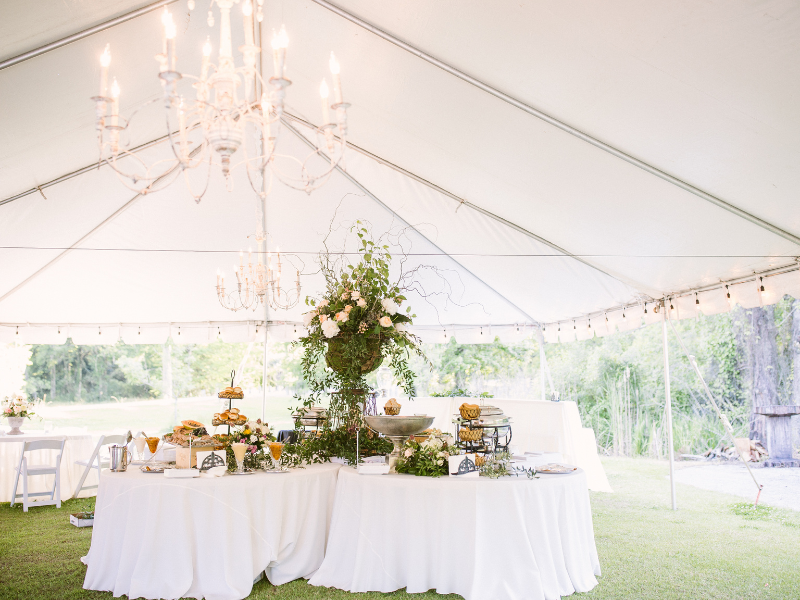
(309, 467, 600, 600)
(0, 430, 95, 502)
(82, 463, 342, 600)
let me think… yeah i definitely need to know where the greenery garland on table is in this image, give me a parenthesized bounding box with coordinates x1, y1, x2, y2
(289, 223, 426, 463)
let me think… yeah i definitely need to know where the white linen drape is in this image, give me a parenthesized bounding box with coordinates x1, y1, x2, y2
(82, 463, 341, 600)
(309, 466, 601, 600)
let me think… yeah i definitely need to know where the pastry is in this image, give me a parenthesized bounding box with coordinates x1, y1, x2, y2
(384, 398, 401, 416)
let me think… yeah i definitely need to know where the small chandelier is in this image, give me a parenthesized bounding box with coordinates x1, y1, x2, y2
(91, 0, 349, 201)
(216, 247, 301, 312)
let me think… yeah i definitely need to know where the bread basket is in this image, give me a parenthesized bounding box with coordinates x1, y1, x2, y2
(459, 403, 481, 420)
(459, 428, 482, 442)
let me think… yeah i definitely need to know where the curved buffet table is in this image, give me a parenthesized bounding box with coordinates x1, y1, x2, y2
(83, 463, 341, 600)
(309, 466, 600, 600)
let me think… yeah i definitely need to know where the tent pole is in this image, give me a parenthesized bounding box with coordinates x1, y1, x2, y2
(538, 328, 546, 402)
(661, 304, 677, 510)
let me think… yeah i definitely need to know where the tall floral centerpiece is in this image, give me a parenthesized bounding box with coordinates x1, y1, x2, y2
(293, 223, 425, 462)
(3, 395, 36, 435)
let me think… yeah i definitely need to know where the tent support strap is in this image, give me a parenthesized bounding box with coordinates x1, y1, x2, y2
(310, 0, 800, 248)
(661, 308, 678, 510)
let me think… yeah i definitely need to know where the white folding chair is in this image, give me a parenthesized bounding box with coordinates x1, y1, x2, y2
(72, 434, 128, 499)
(10, 438, 67, 512)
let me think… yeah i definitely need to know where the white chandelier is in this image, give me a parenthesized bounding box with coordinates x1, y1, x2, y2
(216, 247, 301, 312)
(92, 0, 349, 201)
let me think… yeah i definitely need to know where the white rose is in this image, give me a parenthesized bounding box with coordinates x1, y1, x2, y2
(321, 320, 340, 338)
(395, 323, 407, 333)
(335, 311, 349, 323)
(302, 311, 317, 327)
(379, 316, 392, 328)
(437, 459, 444, 466)
(357, 298, 366, 308)
(404, 448, 414, 458)
(381, 298, 399, 315)
(250, 435, 258, 443)
(351, 291, 361, 300)
(318, 299, 329, 307)
(319, 314, 328, 323)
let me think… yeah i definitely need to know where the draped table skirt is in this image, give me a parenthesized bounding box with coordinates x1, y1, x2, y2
(309, 466, 600, 600)
(82, 463, 341, 600)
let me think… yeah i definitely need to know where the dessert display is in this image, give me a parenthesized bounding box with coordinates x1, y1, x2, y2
(458, 403, 481, 420)
(165, 421, 223, 449)
(384, 398, 401, 416)
(212, 407, 248, 427)
(218, 385, 244, 399)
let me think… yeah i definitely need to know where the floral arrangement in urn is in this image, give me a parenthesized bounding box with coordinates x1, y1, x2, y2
(3, 395, 37, 435)
(395, 430, 458, 477)
(3, 395, 36, 418)
(296, 223, 425, 431)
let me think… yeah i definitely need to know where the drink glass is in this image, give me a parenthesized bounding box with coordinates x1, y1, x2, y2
(145, 437, 160, 460)
(134, 437, 147, 461)
(231, 443, 248, 474)
(269, 442, 285, 471)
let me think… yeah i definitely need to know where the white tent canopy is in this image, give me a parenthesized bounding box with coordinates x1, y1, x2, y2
(2, 0, 800, 345)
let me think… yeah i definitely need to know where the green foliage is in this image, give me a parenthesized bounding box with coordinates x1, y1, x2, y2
(296, 223, 426, 431)
(25, 340, 160, 403)
(24, 340, 308, 404)
(430, 388, 493, 398)
(395, 434, 457, 477)
(478, 451, 514, 478)
(283, 427, 393, 466)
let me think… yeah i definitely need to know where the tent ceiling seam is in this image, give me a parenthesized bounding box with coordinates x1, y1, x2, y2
(309, 0, 800, 249)
(0, 0, 179, 71)
(283, 113, 655, 298)
(281, 119, 540, 325)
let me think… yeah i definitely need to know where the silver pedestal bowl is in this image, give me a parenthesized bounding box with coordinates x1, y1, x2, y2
(364, 415, 435, 473)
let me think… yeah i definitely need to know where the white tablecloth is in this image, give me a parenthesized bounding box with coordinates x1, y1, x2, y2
(309, 467, 601, 600)
(0, 430, 96, 502)
(82, 463, 341, 600)
(406, 397, 613, 492)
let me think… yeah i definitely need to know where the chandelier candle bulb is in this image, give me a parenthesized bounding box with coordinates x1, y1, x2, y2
(110, 79, 120, 126)
(242, 0, 254, 47)
(164, 11, 177, 71)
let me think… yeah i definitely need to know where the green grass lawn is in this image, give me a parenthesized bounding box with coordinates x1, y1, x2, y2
(1, 458, 799, 600)
(34, 395, 300, 437)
